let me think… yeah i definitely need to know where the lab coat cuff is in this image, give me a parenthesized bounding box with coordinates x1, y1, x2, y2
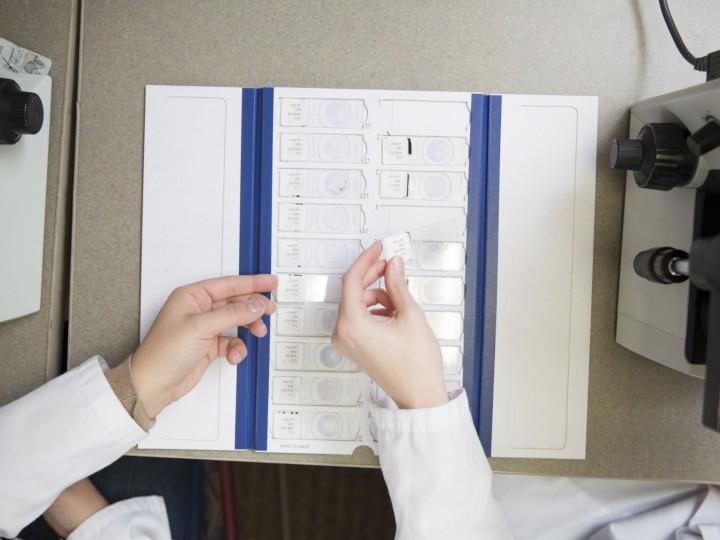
(371, 388, 470, 435)
(67, 496, 171, 540)
(105, 357, 156, 431)
(77, 356, 147, 443)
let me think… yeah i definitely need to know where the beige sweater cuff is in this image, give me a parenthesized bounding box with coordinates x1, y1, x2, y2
(104, 357, 155, 431)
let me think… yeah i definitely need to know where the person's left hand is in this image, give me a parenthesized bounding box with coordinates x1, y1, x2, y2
(131, 275, 277, 419)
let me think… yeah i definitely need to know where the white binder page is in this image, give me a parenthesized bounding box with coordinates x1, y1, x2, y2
(138, 85, 242, 450)
(490, 94, 598, 459)
(267, 88, 472, 454)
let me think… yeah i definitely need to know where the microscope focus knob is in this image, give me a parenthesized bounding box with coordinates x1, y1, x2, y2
(0, 77, 44, 145)
(610, 123, 696, 191)
(610, 139, 644, 170)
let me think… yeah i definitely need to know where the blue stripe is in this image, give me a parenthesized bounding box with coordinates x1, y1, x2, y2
(463, 94, 489, 447)
(235, 88, 260, 449)
(253, 88, 274, 451)
(479, 95, 502, 455)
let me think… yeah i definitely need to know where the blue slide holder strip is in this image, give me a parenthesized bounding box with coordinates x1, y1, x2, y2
(253, 87, 275, 451)
(479, 95, 502, 455)
(463, 93, 489, 446)
(235, 88, 261, 450)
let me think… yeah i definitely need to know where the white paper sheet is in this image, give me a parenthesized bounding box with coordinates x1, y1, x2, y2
(138, 85, 242, 450)
(0, 37, 52, 75)
(490, 94, 597, 459)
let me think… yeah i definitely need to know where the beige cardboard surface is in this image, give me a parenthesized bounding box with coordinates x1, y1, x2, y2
(0, 0, 77, 404)
(69, 0, 720, 479)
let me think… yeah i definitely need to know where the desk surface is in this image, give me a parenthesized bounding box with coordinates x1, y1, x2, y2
(68, 0, 720, 480)
(0, 0, 77, 404)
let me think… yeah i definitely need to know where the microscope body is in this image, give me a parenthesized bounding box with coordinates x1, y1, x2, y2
(617, 79, 720, 377)
(616, 79, 720, 428)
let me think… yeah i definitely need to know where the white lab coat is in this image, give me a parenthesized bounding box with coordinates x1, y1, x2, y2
(1, 357, 719, 539)
(0, 357, 510, 539)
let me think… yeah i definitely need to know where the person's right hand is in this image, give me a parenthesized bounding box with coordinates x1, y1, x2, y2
(332, 242, 448, 409)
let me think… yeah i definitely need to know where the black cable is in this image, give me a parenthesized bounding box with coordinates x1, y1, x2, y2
(658, 0, 708, 72)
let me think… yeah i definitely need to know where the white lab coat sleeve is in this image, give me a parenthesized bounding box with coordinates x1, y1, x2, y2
(373, 390, 512, 540)
(0, 356, 147, 538)
(67, 496, 171, 540)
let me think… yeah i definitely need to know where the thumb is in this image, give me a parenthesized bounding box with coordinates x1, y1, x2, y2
(384, 256, 418, 314)
(195, 296, 265, 335)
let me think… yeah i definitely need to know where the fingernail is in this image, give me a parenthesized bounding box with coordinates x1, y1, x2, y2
(230, 352, 241, 363)
(391, 256, 404, 272)
(246, 299, 263, 314)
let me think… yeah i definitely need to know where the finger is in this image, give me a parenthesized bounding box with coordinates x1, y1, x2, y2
(339, 242, 383, 314)
(212, 293, 276, 314)
(195, 296, 266, 335)
(217, 336, 248, 364)
(369, 307, 395, 318)
(363, 288, 393, 309)
(228, 341, 249, 364)
(383, 256, 418, 313)
(361, 260, 387, 288)
(248, 318, 268, 338)
(193, 275, 279, 303)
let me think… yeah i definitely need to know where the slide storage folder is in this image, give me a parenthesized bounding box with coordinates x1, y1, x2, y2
(140, 86, 597, 459)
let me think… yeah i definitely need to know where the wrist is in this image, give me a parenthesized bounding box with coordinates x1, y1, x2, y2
(105, 357, 159, 429)
(129, 353, 170, 420)
(44, 480, 107, 537)
(395, 383, 449, 410)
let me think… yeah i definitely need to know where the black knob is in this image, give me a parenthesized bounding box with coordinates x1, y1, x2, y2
(610, 123, 697, 191)
(610, 139, 644, 170)
(0, 77, 44, 145)
(687, 118, 720, 157)
(633, 247, 689, 284)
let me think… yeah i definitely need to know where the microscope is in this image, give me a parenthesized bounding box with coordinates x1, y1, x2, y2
(613, 2, 720, 431)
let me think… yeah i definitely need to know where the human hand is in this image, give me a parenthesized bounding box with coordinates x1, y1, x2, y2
(132, 275, 278, 419)
(332, 242, 448, 409)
